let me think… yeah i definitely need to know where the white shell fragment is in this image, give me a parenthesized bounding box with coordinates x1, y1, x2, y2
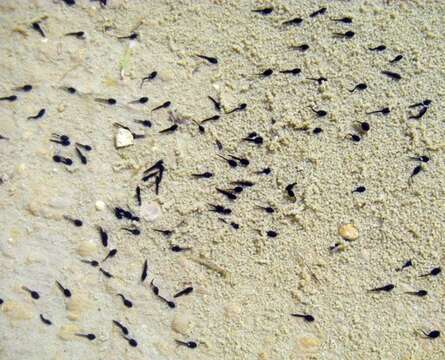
(115, 128, 134, 148)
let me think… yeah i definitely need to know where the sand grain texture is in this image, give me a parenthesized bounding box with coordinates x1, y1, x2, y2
(0, 1, 444, 359)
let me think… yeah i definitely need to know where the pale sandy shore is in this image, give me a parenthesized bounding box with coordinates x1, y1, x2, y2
(0, 1, 444, 359)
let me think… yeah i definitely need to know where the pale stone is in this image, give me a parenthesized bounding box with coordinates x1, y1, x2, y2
(171, 313, 191, 335)
(115, 128, 133, 148)
(338, 223, 359, 241)
(140, 201, 161, 221)
(95, 200, 106, 211)
(77, 240, 97, 257)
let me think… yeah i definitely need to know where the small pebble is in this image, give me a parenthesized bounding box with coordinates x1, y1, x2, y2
(338, 223, 358, 241)
(115, 128, 134, 148)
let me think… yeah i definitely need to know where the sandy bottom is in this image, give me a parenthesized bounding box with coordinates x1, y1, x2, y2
(0, 0, 444, 359)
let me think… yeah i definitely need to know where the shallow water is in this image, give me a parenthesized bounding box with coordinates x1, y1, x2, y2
(0, 1, 444, 359)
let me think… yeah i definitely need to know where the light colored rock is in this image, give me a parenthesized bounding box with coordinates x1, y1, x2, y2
(338, 223, 359, 241)
(77, 240, 97, 257)
(171, 313, 191, 334)
(115, 128, 133, 148)
(95, 200, 106, 211)
(140, 201, 161, 221)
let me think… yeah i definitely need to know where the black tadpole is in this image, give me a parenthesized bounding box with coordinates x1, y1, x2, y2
(252, 7, 273, 15)
(97, 226, 108, 247)
(40, 314, 52, 325)
(174, 286, 194, 298)
(307, 77, 327, 84)
(82, 259, 99, 267)
(103, 248, 118, 262)
(286, 183, 297, 197)
(124, 336, 138, 347)
(32, 22, 45, 37)
(282, 17, 303, 26)
(226, 103, 247, 114)
(134, 119, 152, 127)
(208, 96, 221, 111)
(0, 95, 18, 102)
(331, 17, 352, 23)
(310, 7, 326, 18)
(152, 101, 171, 111)
(280, 68, 301, 75)
(258, 68, 273, 77)
(171, 245, 191, 252)
(352, 186, 366, 193)
(192, 172, 213, 179)
(27, 108, 46, 120)
(216, 188, 237, 200)
(333, 30, 355, 38)
(409, 165, 423, 183)
(349, 83, 367, 92)
(140, 71, 157, 87)
(130, 96, 148, 104)
(366, 107, 390, 115)
(75, 147, 87, 164)
(405, 290, 428, 297)
(196, 54, 218, 64)
(291, 313, 315, 322)
(56, 281, 72, 298)
(22, 286, 40, 299)
(291, 44, 309, 52)
(113, 320, 129, 335)
(381, 70, 401, 80)
(118, 32, 138, 40)
(346, 134, 361, 142)
(122, 227, 141, 236)
(209, 204, 231, 215)
(421, 330, 440, 339)
(65, 31, 85, 39)
(310, 107, 327, 117)
(369, 45, 386, 51)
(95, 98, 116, 105)
(159, 124, 178, 133)
(63, 215, 82, 227)
(14, 84, 32, 92)
(175, 340, 198, 349)
(152, 229, 174, 237)
(53, 155, 73, 166)
(389, 54, 403, 63)
(396, 259, 412, 271)
(229, 155, 249, 166)
(420, 267, 441, 277)
(99, 268, 113, 278)
(117, 293, 133, 308)
(201, 115, 220, 124)
(217, 154, 237, 167)
(141, 259, 148, 282)
(409, 107, 428, 120)
(368, 284, 395, 292)
(75, 333, 96, 341)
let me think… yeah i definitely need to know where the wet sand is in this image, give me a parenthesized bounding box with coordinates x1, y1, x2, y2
(0, 1, 444, 359)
